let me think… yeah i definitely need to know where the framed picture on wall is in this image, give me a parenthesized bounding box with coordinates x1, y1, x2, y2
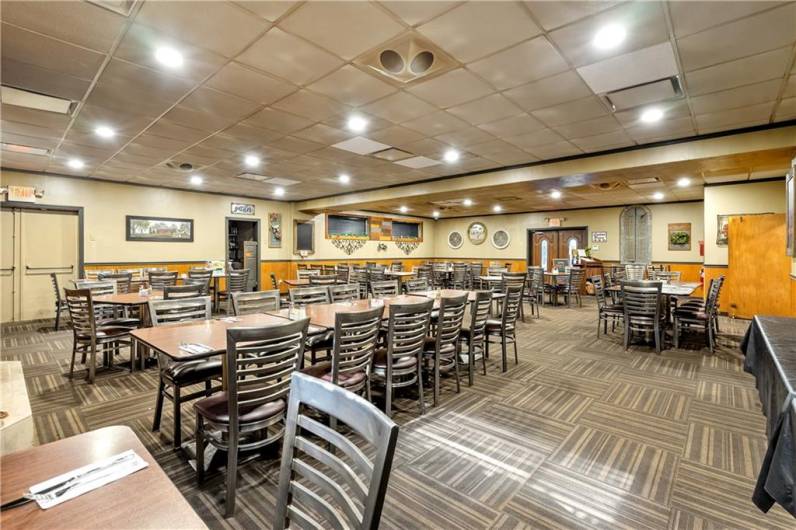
(716, 214, 730, 246)
(126, 215, 193, 242)
(268, 213, 282, 248)
(668, 223, 691, 251)
(787, 163, 795, 256)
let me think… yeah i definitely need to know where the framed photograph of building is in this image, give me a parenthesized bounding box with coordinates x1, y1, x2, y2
(126, 216, 193, 242)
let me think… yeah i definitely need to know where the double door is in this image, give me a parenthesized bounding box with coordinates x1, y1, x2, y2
(1, 207, 79, 322)
(530, 229, 588, 271)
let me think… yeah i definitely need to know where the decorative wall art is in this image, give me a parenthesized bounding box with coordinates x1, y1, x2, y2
(491, 229, 510, 249)
(668, 223, 692, 251)
(716, 215, 730, 246)
(126, 216, 193, 242)
(591, 231, 608, 243)
(231, 202, 255, 215)
(268, 213, 282, 248)
(395, 240, 419, 255)
(331, 238, 366, 255)
(448, 231, 463, 249)
(467, 222, 487, 245)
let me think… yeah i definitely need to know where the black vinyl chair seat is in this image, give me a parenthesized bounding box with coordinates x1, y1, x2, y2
(302, 361, 368, 388)
(372, 347, 416, 372)
(195, 392, 285, 424)
(164, 359, 222, 385)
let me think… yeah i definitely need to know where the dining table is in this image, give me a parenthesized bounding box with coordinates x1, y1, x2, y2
(267, 295, 431, 329)
(0, 426, 207, 530)
(605, 281, 700, 297)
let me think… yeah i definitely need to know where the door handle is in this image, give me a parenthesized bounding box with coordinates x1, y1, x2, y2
(25, 265, 74, 276)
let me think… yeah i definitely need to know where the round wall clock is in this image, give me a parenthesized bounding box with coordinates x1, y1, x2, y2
(467, 222, 487, 245)
(448, 231, 463, 249)
(492, 229, 510, 249)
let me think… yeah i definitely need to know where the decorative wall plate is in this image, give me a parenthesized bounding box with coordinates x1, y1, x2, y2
(467, 222, 487, 245)
(492, 229, 510, 249)
(448, 231, 463, 249)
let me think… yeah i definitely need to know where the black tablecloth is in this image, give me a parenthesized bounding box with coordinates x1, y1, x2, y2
(741, 316, 796, 517)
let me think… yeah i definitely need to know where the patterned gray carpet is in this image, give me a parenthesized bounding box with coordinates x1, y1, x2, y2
(2, 300, 793, 529)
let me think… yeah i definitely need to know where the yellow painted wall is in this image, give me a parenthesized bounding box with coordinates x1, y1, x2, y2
(704, 180, 786, 265)
(433, 202, 704, 263)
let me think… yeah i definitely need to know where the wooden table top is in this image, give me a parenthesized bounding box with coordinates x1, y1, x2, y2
(606, 281, 700, 296)
(268, 295, 431, 329)
(383, 270, 416, 278)
(283, 278, 344, 287)
(411, 289, 505, 302)
(93, 290, 163, 306)
(130, 313, 291, 360)
(0, 426, 206, 530)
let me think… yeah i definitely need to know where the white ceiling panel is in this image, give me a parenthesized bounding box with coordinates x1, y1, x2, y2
(577, 42, 679, 94)
(466, 37, 569, 90)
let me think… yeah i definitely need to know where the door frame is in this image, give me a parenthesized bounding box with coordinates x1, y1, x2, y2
(526, 226, 588, 266)
(0, 201, 85, 278)
(225, 216, 261, 287)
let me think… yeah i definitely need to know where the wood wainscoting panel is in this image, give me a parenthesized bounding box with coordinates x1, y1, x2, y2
(727, 214, 790, 319)
(704, 266, 729, 311)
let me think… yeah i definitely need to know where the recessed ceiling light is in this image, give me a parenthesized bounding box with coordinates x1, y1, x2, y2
(94, 125, 115, 138)
(399, 205, 408, 213)
(550, 190, 562, 199)
(346, 115, 368, 133)
(67, 158, 84, 169)
(677, 177, 691, 187)
(244, 154, 260, 168)
(462, 198, 473, 206)
(640, 107, 664, 123)
(593, 24, 626, 50)
(653, 192, 664, 200)
(190, 175, 203, 185)
(274, 186, 285, 197)
(432, 210, 440, 218)
(155, 46, 183, 68)
(493, 205, 502, 213)
(443, 149, 460, 163)
(338, 173, 350, 184)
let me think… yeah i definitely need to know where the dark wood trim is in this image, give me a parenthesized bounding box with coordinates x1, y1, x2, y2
(703, 264, 730, 268)
(0, 201, 84, 277)
(293, 219, 315, 255)
(125, 215, 194, 242)
(703, 176, 786, 188)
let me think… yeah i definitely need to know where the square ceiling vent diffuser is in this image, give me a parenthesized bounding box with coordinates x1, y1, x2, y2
(601, 76, 683, 112)
(354, 32, 457, 85)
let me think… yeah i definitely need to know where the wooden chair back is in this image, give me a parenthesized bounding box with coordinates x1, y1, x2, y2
(64, 288, 96, 337)
(309, 275, 337, 286)
(148, 271, 178, 290)
(330, 306, 382, 388)
(434, 294, 468, 352)
(98, 272, 133, 294)
(501, 285, 523, 331)
(163, 283, 204, 300)
(231, 290, 280, 315)
(384, 299, 433, 376)
(290, 286, 330, 307)
(371, 280, 399, 298)
(329, 283, 360, 303)
(148, 296, 211, 326)
(227, 270, 249, 293)
(404, 278, 429, 293)
(75, 280, 116, 296)
(621, 280, 662, 322)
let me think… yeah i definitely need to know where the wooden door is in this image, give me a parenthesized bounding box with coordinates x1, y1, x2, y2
(558, 229, 588, 264)
(19, 210, 78, 321)
(532, 231, 558, 271)
(727, 214, 791, 318)
(1, 210, 17, 322)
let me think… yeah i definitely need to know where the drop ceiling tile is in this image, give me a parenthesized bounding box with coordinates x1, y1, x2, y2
(525, 140, 583, 160)
(401, 110, 470, 136)
(395, 155, 441, 168)
(434, 127, 496, 148)
(677, 3, 796, 71)
(237, 28, 344, 85)
(504, 128, 566, 149)
(784, 76, 796, 98)
(332, 136, 391, 155)
(361, 91, 438, 123)
(279, 1, 404, 60)
(243, 107, 315, 134)
(0, 0, 127, 53)
(399, 137, 450, 158)
(368, 125, 427, 146)
(407, 68, 495, 107)
(132, 132, 197, 153)
(523, 1, 619, 31)
(1, 23, 105, 80)
(136, 1, 268, 57)
(577, 42, 679, 94)
(1, 130, 59, 150)
(775, 97, 796, 120)
(468, 139, 530, 160)
(532, 96, 609, 127)
(478, 114, 547, 137)
(307, 65, 397, 106)
(417, 2, 540, 63)
(570, 130, 633, 151)
(233, 1, 298, 22)
(265, 136, 328, 156)
(70, 105, 155, 138)
(1, 104, 70, 131)
(292, 123, 350, 145)
(322, 112, 394, 134)
(685, 47, 792, 96)
(612, 99, 691, 127)
(554, 115, 623, 139)
(145, 119, 212, 144)
(467, 37, 569, 90)
(113, 23, 227, 83)
(447, 94, 523, 125)
(1, 58, 91, 101)
(547, 2, 668, 67)
(179, 87, 261, 121)
(272, 89, 351, 121)
(485, 148, 535, 166)
(162, 105, 240, 133)
(669, 1, 784, 38)
(689, 79, 783, 115)
(695, 102, 775, 131)
(379, 1, 458, 26)
(205, 62, 297, 105)
(504, 71, 594, 111)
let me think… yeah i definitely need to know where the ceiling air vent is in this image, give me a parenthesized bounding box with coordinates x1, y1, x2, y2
(1, 142, 49, 156)
(589, 182, 624, 191)
(626, 176, 663, 190)
(371, 147, 414, 162)
(354, 32, 457, 85)
(165, 160, 195, 172)
(601, 76, 683, 112)
(235, 174, 301, 186)
(1, 86, 75, 115)
(86, 0, 135, 16)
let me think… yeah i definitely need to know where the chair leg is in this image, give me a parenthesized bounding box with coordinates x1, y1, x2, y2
(87, 344, 96, 384)
(55, 308, 61, 331)
(654, 322, 662, 354)
(707, 322, 715, 354)
(501, 336, 507, 373)
(195, 413, 205, 484)
(69, 341, 78, 379)
(417, 356, 425, 415)
(385, 377, 392, 417)
(597, 314, 602, 338)
(513, 337, 518, 365)
(467, 340, 474, 386)
(225, 432, 238, 518)
(624, 321, 631, 350)
(454, 347, 461, 394)
(673, 317, 680, 349)
(433, 350, 440, 407)
(153, 378, 165, 431)
(481, 340, 487, 375)
(172, 386, 182, 450)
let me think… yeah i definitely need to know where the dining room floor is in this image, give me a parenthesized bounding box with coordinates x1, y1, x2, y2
(3, 298, 793, 529)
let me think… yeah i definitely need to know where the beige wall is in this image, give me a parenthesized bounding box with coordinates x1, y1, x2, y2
(433, 201, 704, 263)
(1, 170, 294, 263)
(704, 180, 786, 265)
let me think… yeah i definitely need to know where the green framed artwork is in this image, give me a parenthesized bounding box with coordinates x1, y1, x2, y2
(668, 223, 691, 251)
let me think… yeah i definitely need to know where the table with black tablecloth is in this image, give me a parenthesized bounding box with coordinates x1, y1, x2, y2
(741, 316, 796, 518)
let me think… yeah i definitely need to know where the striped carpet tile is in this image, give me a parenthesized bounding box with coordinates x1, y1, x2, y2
(601, 381, 691, 421)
